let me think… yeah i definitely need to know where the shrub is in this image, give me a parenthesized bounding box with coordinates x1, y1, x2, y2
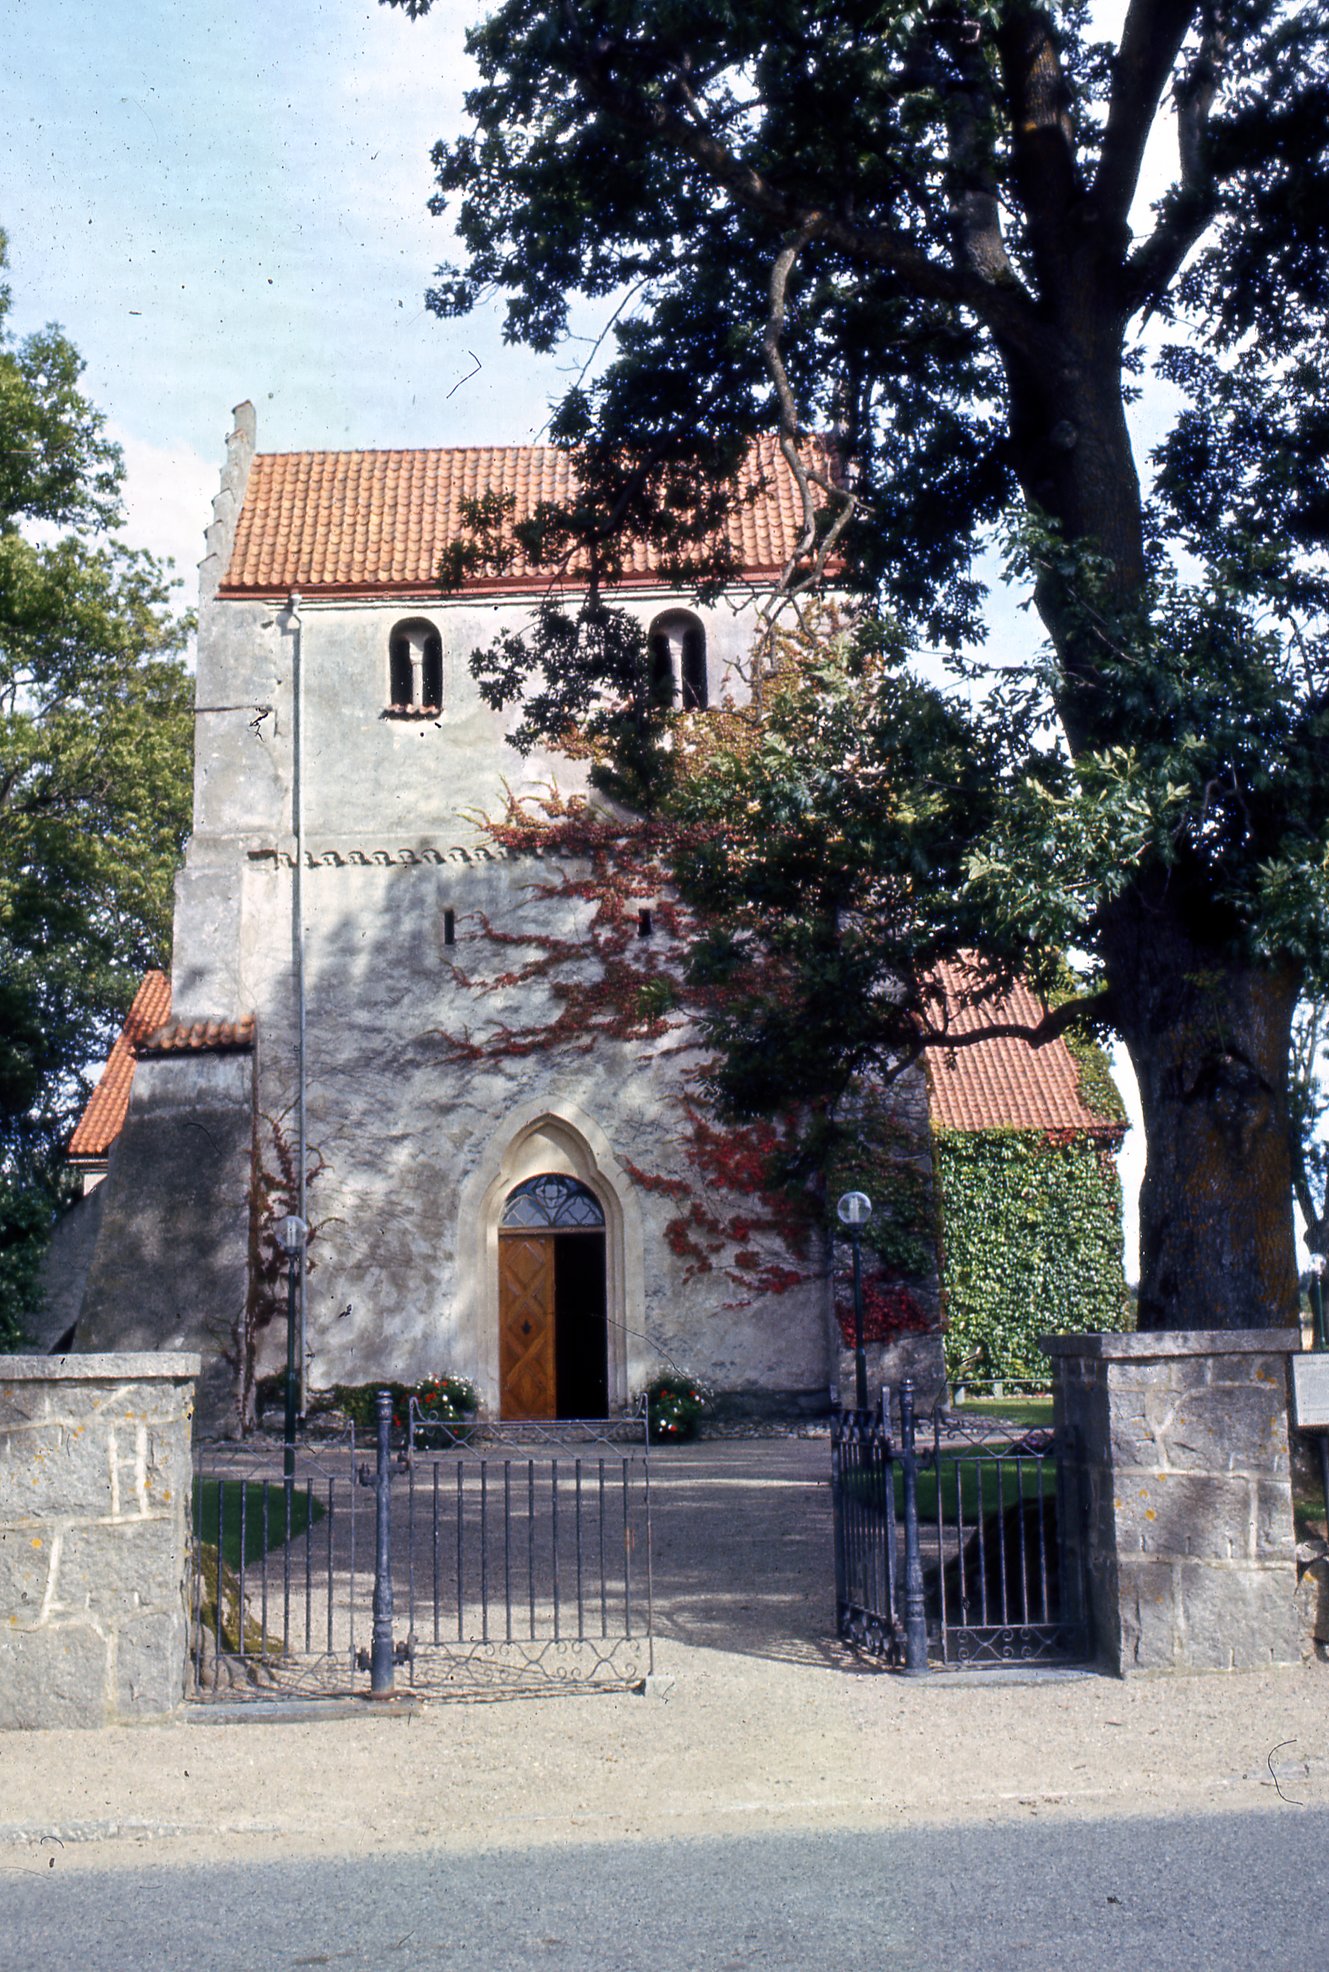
(325, 1375, 480, 1435)
(933, 1130, 1129, 1381)
(643, 1372, 713, 1443)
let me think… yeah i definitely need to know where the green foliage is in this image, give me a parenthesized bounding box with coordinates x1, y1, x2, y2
(471, 594, 678, 806)
(326, 1376, 480, 1433)
(1060, 1033, 1126, 1128)
(0, 233, 192, 1342)
(824, 1098, 935, 1283)
(934, 1131, 1129, 1382)
(671, 616, 1078, 1122)
(386, 0, 1329, 1327)
(643, 1371, 713, 1444)
(1044, 960, 1126, 1126)
(193, 1478, 324, 1573)
(0, 1160, 69, 1349)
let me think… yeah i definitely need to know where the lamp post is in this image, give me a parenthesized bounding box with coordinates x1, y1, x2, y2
(275, 1212, 308, 1483)
(837, 1190, 873, 1411)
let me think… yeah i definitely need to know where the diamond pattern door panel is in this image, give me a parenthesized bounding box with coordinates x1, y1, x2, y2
(499, 1234, 557, 1419)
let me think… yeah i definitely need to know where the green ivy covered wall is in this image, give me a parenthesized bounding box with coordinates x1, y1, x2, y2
(933, 1128, 1130, 1381)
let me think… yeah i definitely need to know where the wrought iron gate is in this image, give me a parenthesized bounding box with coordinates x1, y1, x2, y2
(832, 1380, 1087, 1670)
(191, 1399, 652, 1702)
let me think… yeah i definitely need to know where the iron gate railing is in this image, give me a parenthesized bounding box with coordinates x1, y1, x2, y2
(191, 1396, 652, 1702)
(832, 1379, 1087, 1671)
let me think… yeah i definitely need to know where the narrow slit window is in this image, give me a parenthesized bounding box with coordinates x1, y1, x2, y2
(443, 908, 456, 946)
(637, 908, 653, 939)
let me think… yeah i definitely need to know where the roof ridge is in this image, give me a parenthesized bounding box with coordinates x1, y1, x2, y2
(250, 442, 574, 463)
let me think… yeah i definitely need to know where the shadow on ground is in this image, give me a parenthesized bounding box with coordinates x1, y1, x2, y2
(648, 1438, 873, 1670)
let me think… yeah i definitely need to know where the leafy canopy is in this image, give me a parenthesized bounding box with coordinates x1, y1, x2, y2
(387, 0, 1329, 991)
(388, 0, 1329, 1328)
(0, 234, 192, 1344)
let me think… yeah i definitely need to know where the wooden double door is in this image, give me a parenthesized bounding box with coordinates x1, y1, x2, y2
(498, 1229, 608, 1420)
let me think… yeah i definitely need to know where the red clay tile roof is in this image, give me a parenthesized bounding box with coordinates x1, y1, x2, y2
(68, 981, 256, 1162)
(219, 436, 831, 599)
(925, 961, 1124, 1138)
(137, 1015, 256, 1056)
(67, 971, 172, 1162)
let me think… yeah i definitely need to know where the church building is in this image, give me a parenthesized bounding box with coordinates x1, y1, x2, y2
(53, 405, 1124, 1431)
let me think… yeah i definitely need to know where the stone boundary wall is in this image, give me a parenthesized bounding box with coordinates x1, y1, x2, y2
(0, 1355, 199, 1728)
(1042, 1329, 1301, 1675)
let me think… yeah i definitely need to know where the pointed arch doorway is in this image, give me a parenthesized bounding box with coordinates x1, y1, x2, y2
(498, 1174, 609, 1419)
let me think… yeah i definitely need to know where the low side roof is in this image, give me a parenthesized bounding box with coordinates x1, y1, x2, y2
(925, 963, 1125, 1139)
(67, 972, 172, 1162)
(218, 435, 828, 600)
(67, 977, 256, 1163)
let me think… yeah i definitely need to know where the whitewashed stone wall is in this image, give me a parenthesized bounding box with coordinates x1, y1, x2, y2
(0, 1356, 198, 1728)
(76, 418, 895, 1423)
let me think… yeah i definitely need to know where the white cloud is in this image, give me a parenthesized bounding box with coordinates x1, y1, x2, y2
(108, 424, 217, 608)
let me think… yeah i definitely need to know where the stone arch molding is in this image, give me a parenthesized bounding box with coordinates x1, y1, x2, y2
(455, 1100, 645, 1414)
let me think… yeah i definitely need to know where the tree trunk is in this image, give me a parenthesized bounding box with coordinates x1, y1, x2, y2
(1104, 908, 1301, 1332)
(998, 312, 1301, 1333)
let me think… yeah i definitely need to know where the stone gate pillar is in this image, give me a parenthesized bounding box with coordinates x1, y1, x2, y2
(0, 1353, 199, 1728)
(1041, 1330, 1302, 1674)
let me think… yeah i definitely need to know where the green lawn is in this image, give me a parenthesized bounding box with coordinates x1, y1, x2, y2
(952, 1396, 1055, 1429)
(1295, 1491, 1327, 1544)
(844, 1451, 1057, 1521)
(193, 1477, 325, 1573)
(904, 1451, 1057, 1521)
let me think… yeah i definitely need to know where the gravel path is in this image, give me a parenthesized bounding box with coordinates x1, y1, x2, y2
(2, 1439, 1326, 1883)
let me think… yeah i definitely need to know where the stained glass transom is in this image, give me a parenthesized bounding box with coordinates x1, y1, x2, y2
(501, 1174, 605, 1229)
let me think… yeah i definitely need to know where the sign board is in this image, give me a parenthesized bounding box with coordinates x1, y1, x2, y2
(1291, 1354, 1329, 1430)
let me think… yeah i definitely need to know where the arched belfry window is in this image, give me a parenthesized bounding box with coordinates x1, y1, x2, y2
(388, 617, 443, 715)
(501, 1174, 605, 1229)
(648, 611, 708, 711)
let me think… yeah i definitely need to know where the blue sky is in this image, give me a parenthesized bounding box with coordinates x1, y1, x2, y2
(4, 0, 1150, 1271)
(1, 0, 573, 579)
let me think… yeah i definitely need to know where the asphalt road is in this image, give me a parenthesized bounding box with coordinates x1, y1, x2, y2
(4, 1806, 1324, 1972)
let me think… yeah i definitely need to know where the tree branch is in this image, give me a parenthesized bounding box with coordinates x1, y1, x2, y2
(996, 5, 1085, 294)
(919, 988, 1115, 1052)
(1095, 0, 1201, 234)
(1119, 3, 1223, 315)
(571, 33, 1040, 347)
(943, 25, 1023, 294)
(752, 224, 866, 685)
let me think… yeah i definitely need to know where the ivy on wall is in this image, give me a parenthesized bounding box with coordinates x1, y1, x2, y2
(933, 1128, 1129, 1380)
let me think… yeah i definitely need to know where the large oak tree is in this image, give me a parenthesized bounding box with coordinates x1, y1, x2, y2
(389, 0, 1329, 1332)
